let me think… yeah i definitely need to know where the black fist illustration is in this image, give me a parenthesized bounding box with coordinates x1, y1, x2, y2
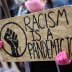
(4, 28, 19, 57)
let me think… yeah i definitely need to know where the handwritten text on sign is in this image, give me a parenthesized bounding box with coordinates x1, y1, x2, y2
(0, 6, 72, 62)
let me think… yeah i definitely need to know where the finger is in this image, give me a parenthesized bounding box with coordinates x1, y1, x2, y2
(0, 46, 2, 48)
(61, 59, 65, 65)
(0, 43, 3, 46)
(15, 35, 17, 40)
(10, 29, 12, 35)
(4, 28, 9, 36)
(7, 28, 10, 33)
(0, 43, 3, 45)
(0, 44, 3, 46)
(62, 58, 69, 65)
(12, 32, 15, 39)
(58, 57, 63, 65)
(0, 41, 3, 44)
(59, 60, 63, 65)
(4, 28, 10, 39)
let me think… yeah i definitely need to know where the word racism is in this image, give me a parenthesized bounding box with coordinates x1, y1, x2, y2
(23, 9, 72, 59)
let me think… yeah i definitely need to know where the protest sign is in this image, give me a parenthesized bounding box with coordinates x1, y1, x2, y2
(0, 6, 72, 62)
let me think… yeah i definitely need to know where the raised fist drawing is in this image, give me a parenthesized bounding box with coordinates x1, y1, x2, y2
(4, 28, 19, 57)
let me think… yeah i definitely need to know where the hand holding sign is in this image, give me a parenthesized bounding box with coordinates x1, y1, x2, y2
(4, 28, 19, 57)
